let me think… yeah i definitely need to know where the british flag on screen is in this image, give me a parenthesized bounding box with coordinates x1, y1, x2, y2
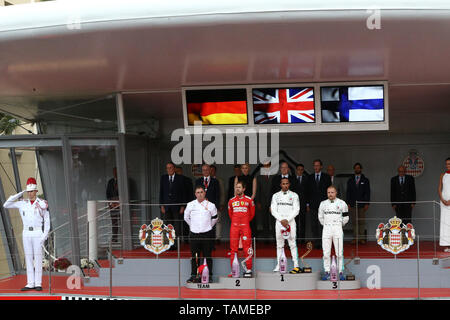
(252, 88, 315, 124)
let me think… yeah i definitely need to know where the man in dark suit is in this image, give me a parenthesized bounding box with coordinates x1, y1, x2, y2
(227, 165, 241, 201)
(346, 162, 371, 244)
(293, 163, 308, 244)
(195, 164, 220, 207)
(160, 162, 186, 248)
(106, 167, 120, 243)
(176, 166, 194, 242)
(306, 159, 331, 249)
(390, 165, 416, 225)
(271, 161, 297, 196)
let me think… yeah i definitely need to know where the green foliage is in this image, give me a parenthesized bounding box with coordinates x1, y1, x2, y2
(0, 113, 20, 135)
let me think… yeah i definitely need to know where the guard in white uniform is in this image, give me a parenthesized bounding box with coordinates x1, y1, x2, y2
(318, 186, 349, 280)
(3, 178, 50, 291)
(271, 178, 301, 273)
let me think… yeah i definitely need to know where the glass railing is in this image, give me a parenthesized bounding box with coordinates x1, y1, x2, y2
(0, 200, 448, 300)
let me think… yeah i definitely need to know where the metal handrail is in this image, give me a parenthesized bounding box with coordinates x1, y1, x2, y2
(42, 201, 120, 261)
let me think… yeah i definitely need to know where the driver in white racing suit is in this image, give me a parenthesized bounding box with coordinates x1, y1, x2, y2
(318, 185, 349, 281)
(271, 178, 301, 273)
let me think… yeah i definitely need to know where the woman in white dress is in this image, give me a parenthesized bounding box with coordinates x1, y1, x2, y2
(438, 157, 450, 252)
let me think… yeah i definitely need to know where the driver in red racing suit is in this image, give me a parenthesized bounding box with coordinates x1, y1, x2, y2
(228, 180, 255, 277)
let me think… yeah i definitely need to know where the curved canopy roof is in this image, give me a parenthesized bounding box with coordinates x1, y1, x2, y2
(0, 0, 449, 134)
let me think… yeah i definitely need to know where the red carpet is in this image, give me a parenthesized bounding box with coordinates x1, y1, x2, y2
(0, 275, 448, 300)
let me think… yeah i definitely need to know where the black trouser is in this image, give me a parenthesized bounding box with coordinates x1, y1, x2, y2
(110, 210, 120, 242)
(296, 208, 306, 244)
(394, 204, 413, 225)
(189, 230, 214, 277)
(164, 206, 182, 247)
(309, 207, 322, 248)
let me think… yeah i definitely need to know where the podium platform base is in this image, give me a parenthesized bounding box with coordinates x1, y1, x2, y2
(316, 279, 361, 290)
(185, 277, 255, 290)
(256, 271, 319, 291)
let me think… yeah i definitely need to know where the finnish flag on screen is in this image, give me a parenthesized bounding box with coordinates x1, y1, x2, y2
(321, 86, 384, 122)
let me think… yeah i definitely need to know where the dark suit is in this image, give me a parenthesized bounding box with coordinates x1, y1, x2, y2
(106, 178, 120, 242)
(293, 174, 308, 242)
(195, 176, 220, 207)
(346, 174, 370, 208)
(160, 174, 186, 242)
(390, 175, 416, 225)
(306, 172, 332, 247)
(271, 174, 297, 196)
(346, 174, 371, 239)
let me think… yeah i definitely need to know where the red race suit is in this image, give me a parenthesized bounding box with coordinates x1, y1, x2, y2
(228, 195, 255, 270)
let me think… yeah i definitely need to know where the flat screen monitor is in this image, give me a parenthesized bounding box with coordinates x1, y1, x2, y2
(185, 89, 248, 125)
(252, 87, 315, 124)
(320, 85, 384, 123)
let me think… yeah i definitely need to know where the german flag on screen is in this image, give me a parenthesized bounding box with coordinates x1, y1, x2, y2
(186, 89, 248, 125)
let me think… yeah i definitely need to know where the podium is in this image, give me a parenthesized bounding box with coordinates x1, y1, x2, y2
(316, 279, 361, 290)
(256, 271, 319, 291)
(185, 277, 255, 290)
(184, 272, 360, 291)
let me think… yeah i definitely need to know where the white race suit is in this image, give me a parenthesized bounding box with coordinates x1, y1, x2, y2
(318, 198, 349, 273)
(271, 190, 300, 269)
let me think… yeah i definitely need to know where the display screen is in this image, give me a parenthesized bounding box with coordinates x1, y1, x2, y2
(321, 85, 384, 122)
(252, 87, 315, 124)
(185, 89, 248, 125)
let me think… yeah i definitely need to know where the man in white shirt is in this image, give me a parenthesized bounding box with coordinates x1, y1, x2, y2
(3, 178, 50, 291)
(271, 178, 301, 273)
(318, 186, 349, 281)
(184, 185, 218, 283)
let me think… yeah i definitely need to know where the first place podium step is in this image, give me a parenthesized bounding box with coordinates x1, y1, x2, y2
(256, 271, 319, 291)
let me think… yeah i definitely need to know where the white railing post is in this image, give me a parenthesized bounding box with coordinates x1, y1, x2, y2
(88, 200, 98, 261)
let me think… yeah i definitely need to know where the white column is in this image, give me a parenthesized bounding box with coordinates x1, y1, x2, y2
(87, 201, 98, 261)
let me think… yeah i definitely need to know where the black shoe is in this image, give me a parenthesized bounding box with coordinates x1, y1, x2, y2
(34, 286, 43, 291)
(20, 286, 34, 291)
(186, 276, 199, 283)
